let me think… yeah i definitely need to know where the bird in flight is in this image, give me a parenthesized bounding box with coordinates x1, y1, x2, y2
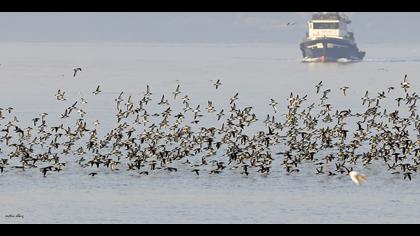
(213, 79, 222, 90)
(340, 86, 349, 96)
(315, 81, 323, 94)
(401, 74, 410, 93)
(173, 84, 181, 99)
(73, 67, 82, 77)
(93, 85, 101, 95)
(349, 171, 367, 185)
(269, 98, 278, 113)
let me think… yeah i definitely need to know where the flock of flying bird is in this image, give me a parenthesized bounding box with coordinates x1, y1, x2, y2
(0, 71, 419, 184)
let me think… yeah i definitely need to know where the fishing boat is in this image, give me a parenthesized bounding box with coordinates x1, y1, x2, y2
(300, 12, 365, 63)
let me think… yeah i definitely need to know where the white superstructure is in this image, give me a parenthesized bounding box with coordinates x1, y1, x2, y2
(306, 12, 354, 41)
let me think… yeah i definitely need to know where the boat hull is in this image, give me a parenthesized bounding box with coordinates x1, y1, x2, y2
(300, 37, 365, 62)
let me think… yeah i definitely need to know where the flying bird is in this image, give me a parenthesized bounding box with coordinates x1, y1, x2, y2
(173, 84, 181, 99)
(73, 67, 82, 77)
(401, 74, 410, 92)
(349, 171, 367, 185)
(340, 86, 349, 96)
(93, 85, 101, 95)
(316, 81, 323, 94)
(213, 79, 222, 89)
(269, 99, 278, 113)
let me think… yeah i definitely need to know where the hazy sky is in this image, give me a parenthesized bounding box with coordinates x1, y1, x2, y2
(0, 12, 418, 44)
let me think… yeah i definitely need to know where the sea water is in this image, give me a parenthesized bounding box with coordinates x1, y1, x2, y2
(1, 42, 420, 223)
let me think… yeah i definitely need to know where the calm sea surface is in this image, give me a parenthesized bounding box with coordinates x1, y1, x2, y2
(1, 42, 420, 223)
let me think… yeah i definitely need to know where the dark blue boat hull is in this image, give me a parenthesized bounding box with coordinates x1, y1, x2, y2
(300, 37, 365, 62)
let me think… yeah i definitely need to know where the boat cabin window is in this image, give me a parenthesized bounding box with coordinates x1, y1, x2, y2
(313, 23, 339, 29)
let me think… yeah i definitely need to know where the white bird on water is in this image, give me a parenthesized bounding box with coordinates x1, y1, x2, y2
(349, 171, 367, 185)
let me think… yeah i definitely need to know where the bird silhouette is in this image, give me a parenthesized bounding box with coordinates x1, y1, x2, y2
(73, 67, 82, 77)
